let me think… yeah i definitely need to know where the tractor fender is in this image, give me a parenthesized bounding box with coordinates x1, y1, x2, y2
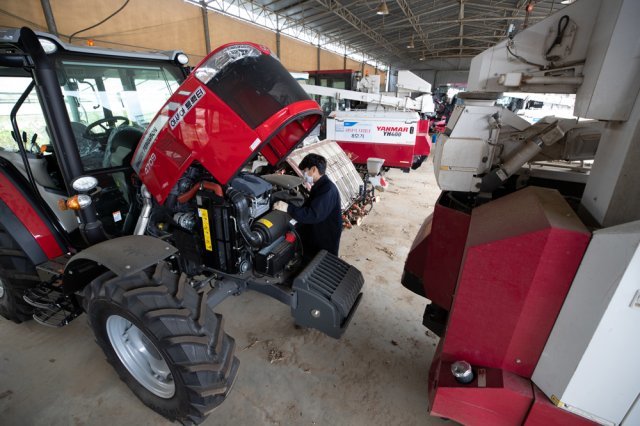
(0, 161, 66, 265)
(63, 235, 178, 293)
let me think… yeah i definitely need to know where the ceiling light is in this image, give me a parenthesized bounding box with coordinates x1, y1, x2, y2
(406, 35, 415, 49)
(419, 56, 425, 61)
(560, 0, 576, 3)
(376, 1, 389, 15)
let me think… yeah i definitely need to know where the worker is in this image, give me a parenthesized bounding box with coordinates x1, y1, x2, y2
(287, 153, 342, 258)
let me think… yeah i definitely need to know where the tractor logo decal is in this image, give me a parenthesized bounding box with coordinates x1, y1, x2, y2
(132, 115, 169, 173)
(344, 121, 357, 127)
(169, 86, 205, 130)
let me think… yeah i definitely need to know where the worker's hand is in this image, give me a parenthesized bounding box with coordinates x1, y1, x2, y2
(303, 181, 312, 191)
(273, 201, 288, 212)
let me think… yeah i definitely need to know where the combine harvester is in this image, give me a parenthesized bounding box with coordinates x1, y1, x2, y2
(301, 70, 435, 173)
(294, 71, 436, 226)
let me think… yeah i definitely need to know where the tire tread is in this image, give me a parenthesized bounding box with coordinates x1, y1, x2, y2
(85, 262, 238, 424)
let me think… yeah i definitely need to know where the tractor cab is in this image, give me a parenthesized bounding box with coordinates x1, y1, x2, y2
(0, 27, 188, 239)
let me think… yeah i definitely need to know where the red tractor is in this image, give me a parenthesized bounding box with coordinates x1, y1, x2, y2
(0, 27, 363, 424)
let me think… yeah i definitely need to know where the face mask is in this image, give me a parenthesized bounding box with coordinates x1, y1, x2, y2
(303, 171, 314, 184)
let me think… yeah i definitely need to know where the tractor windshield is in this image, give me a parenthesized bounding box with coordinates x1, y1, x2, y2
(0, 61, 182, 173)
(59, 60, 181, 171)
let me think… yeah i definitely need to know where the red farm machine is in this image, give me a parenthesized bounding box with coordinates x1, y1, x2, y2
(402, 0, 640, 424)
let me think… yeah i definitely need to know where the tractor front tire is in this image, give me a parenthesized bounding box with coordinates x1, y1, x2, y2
(0, 223, 38, 323)
(85, 262, 239, 424)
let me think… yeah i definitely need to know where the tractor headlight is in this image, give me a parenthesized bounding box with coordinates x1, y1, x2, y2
(194, 44, 262, 84)
(72, 175, 98, 192)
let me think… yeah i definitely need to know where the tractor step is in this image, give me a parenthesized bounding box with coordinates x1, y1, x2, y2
(36, 254, 71, 282)
(24, 285, 81, 327)
(292, 250, 364, 338)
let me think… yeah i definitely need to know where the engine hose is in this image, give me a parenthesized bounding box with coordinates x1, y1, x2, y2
(177, 181, 223, 204)
(227, 188, 263, 248)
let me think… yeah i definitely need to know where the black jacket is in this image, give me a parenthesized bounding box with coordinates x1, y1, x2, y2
(288, 175, 342, 257)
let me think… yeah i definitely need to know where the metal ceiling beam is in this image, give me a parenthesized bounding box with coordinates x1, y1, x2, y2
(232, 0, 368, 57)
(272, 0, 313, 14)
(422, 54, 477, 59)
(260, 0, 293, 8)
(415, 46, 486, 53)
(312, 0, 399, 58)
(394, 0, 430, 53)
(415, 34, 503, 42)
(463, 1, 554, 14)
(420, 23, 461, 38)
(462, 22, 507, 33)
(377, 2, 459, 31)
(291, 13, 342, 31)
(383, 14, 545, 29)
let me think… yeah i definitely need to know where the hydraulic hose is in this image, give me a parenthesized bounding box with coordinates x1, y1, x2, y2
(227, 187, 263, 248)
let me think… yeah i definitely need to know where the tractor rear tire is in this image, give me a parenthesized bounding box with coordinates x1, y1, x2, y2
(85, 262, 239, 424)
(0, 223, 38, 323)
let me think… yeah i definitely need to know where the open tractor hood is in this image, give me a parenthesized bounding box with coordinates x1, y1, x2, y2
(132, 42, 322, 203)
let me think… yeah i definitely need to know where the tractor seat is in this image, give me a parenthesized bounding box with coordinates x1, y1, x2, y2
(103, 126, 144, 169)
(102, 126, 143, 205)
(71, 121, 104, 171)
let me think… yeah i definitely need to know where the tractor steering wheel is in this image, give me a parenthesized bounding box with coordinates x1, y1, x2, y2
(83, 116, 130, 140)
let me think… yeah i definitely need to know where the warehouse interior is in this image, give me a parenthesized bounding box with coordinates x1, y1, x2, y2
(0, 0, 639, 425)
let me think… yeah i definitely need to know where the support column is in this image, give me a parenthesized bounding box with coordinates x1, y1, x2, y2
(316, 44, 321, 71)
(200, 0, 211, 54)
(40, 0, 58, 35)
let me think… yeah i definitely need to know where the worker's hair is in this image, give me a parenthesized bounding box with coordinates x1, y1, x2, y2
(298, 153, 327, 175)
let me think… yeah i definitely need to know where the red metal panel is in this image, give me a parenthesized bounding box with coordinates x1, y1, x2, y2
(336, 140, 414, 168)
(132, 44, 322, 204)
(442, 187, 590, 378)
(421, 200, 470, 309)
(413, 119, 431, 157)
(257, 100, 322, 165)
(134, 80, 259, 202)
(404, 213, 433, 281)
(429, 356, 533, 425)
(403, 195, 471, 309)
(0, 173, 64, 259)
(525, 385, 597, 426)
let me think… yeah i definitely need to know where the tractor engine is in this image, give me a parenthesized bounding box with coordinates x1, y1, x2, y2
(154, 166, 301, 278)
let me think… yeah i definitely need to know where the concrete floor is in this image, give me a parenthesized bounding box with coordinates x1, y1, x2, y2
(0, 162, 446, 426)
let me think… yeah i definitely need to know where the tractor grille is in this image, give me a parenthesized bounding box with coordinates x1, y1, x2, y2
(294, 251, 364, 318)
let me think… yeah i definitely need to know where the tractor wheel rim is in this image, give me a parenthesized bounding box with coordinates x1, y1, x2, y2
(0, 278, 5, 299)
(106, 315, 175, 398)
